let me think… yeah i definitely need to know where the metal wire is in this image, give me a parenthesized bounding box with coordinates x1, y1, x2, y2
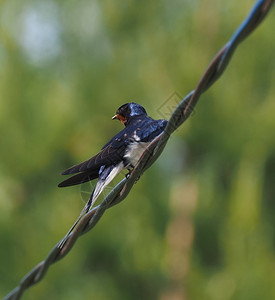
(4, 0, 274, 299)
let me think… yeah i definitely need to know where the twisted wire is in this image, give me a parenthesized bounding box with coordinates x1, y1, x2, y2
(4, 1, 273, 299)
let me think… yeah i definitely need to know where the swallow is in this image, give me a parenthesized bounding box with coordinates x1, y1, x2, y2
(58, 102, 167, 241)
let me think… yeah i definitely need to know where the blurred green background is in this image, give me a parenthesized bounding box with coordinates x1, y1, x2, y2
(0, 0, 274, 299)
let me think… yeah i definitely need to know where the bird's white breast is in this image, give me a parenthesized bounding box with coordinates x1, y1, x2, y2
(124, 141, 150, 166)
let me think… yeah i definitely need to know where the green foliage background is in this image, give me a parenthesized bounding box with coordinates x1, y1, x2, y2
(0, 0, 274, 299)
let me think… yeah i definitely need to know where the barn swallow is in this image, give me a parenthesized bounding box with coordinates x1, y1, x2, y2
(58, 103, 167, 241)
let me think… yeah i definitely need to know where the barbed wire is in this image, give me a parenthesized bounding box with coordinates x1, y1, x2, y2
(4, 0, 274, 299)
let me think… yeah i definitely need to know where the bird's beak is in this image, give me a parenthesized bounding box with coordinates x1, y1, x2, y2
(112, 114, 127, 125)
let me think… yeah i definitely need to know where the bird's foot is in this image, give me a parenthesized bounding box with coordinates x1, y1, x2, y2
(125, 170, 132, 179)
(134, 175, 140, 183)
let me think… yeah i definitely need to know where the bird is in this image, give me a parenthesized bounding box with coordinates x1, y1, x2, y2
(58, 102, 167, 243)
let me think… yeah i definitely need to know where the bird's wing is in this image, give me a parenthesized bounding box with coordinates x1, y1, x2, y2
(61, 131, 127, 176)
(138, 118, 168, 142)
(58, 168, 100, 187)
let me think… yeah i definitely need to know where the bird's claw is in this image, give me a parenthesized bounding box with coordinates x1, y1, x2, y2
(125, 170, 132, 179)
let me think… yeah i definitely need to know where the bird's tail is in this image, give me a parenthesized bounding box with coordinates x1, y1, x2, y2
(58, 192, 94, 248)
(58, 163, 124, 248)
(58, 178, 107, 248)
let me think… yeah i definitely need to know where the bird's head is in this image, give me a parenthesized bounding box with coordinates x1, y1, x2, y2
(112, 102, 147, 126)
